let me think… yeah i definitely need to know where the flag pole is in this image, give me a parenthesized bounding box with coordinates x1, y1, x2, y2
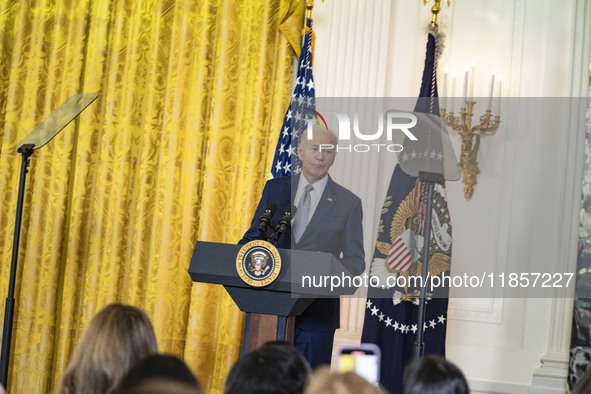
(412, 5, 450, 359)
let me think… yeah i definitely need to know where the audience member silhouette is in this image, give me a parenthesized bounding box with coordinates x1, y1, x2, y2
(402, 355, 469, 394)
(115, 353, 202, 394)
(56, 303, 158, 394)
(225, 341, 310, 394)
(573, 363, 591, 394)
(304, 367, 385, 394)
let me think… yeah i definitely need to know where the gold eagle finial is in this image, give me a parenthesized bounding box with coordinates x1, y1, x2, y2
(423, 0, 451, 27)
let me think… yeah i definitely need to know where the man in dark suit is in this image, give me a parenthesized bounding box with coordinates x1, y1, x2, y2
(239, 127, 365, 368)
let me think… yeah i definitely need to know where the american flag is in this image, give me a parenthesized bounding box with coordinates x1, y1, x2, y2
(270, 20, 315, 178)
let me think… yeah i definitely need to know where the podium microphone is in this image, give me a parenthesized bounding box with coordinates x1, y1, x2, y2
(270, 205, 297, 245)
(258, 203, 277, 234)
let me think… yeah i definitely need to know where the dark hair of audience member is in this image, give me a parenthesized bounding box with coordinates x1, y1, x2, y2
(116, 378, 200, 394)
(304, 367, 384, 394)
(115, 354, 202, 394)
(56, 303, 158, 394)
(114, 353, 202, 394)
(574, 364, 591, 394)
(225, 341, 311, 394)
(402, 355, 469, 394)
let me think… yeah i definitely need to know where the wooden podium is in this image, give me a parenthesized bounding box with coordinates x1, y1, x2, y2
(188, 241, 356, 354)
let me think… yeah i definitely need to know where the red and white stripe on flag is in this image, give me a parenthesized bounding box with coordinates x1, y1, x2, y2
(386, 235, 412, 272)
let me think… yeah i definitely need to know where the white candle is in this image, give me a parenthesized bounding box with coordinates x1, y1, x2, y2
(468, 59, 476, 101)
(487, 69, 496, 110)
(450, 70, 457, 113)
(442, 66, 448, 109)
(462, 65, 469, 104)
(494, 74, 503, 115)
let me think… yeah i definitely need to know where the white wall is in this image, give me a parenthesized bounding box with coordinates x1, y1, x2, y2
(312, 0, 591, 392)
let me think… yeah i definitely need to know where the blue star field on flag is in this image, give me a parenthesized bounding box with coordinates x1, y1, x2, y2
(270, 22, 315, 178)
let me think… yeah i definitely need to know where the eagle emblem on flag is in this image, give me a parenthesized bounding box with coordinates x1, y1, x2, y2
(370, 178, 452, 300)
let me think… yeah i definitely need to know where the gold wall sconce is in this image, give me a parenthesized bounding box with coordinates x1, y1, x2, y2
(439, 67, 502, 200)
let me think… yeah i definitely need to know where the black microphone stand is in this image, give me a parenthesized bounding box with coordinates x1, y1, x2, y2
(0, 93, 98, 388)
(0, 145, 34, 387)
(268, 206, 296, 246)
(413, 171, 445, 359)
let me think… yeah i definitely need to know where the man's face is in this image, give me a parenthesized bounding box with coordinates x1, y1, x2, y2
(297, 129, 337, 183)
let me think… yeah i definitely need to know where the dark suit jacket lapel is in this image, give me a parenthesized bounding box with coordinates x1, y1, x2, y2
(297, 175, 336, 244)
(280, 175, 293, 210)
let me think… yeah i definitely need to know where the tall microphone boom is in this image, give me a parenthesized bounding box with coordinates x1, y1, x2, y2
(258, 203, 277, 234)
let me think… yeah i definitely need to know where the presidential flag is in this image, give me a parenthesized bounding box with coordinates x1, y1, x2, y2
(360, 28, 452, 394)
(271, 19, 315, 178)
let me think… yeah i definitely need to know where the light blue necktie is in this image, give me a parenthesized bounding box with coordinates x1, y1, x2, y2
(293, 184, 313, 242)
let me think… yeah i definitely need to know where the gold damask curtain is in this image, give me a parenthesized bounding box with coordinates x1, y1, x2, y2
(0, 0, 301, 392)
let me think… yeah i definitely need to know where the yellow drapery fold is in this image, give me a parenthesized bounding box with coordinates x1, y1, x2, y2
(0, 0, 301, 392)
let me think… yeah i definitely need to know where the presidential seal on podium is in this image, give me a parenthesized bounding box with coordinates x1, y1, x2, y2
(236, 240, 282, 287)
